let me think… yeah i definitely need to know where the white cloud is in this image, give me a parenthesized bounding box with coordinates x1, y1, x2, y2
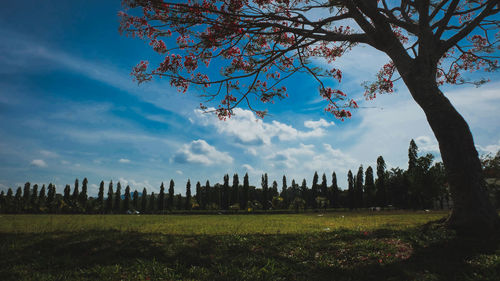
(118, 178, 154, 191)
(415, 135, 440, 153)
(305, 144, 358, 174)
(194, 108, 327, 146)
(176, 170, 183, 175)
(61, 160, 70, 165)
(242, 164, 264, 176)
(268, 143, 316, 168)
(304, 118, 335, 129)
(173, 139, 233, 166)
(30, 159, 47, 168)
(119, 158, 131, 163)
(477, 140, 500, 155)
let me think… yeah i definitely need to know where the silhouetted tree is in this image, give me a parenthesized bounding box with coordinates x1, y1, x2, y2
(80, 178, 88, 208)
(261, 174, 269, 210)
(132, 190, 139, 210)
(63, 184, 71, 204)
(158, 182, 165, 212)
(141, 187, 147, 213)
(185, 180, 191, 210)
(106, 181, 113, 213)
(23, 182, 30, 211)
(72, 179, 79, 202)
(330, 172, 340, 208)
(348, 170, 354, 210)
(98, 181, 105, 213)
(38, 184, 46, 210)
(114, 182, 122, 213)
(31, 184, 38, 212)
(168, 180, 174, 210)
(124, 185, 131, 211)
(355, 166, 364, 208)
(364, 166, 376, 208)
(195, 181, 201, 206)
(376, 156, 387, 207)
(232, 173, 239, 206)
(311, 172, 319, 209)
(242, 173, 249, 210)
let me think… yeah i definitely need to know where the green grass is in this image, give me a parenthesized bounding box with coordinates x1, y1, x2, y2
(1, 211, 499, 280)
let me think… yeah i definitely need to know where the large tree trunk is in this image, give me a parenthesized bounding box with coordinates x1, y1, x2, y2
(401, 65, 499, 231)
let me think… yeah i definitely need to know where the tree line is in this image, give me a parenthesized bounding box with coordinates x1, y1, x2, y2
(1, 140, 498, 214)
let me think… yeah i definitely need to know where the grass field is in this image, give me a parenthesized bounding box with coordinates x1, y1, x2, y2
(1, 211, 499, 280)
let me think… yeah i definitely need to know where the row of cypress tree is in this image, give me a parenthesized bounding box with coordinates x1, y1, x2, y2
(0, 140, 459, 214)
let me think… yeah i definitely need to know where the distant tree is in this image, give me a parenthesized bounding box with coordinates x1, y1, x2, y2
(376, 156, 387, 207)
(281, 175, 289, 207)
(330, 172, 340, 208)
(23, 182, 30, 211)
(222, 174, 230, 210)
(271, 180, 278, 198)
(299, 179, 307, 206)
(124, 185, 131, 211)
(242, 173, 249, 210)
(132, 190, 139, 210)
(364, 167, 376, 208)
(311, 172, 319, 209)
(355, 166, 364, 208)
(320, 173, 328, 197)
(80, 178, 88, 208)
(38, 185, 46, 209)
(232, 173, 239, 206)
(203, 180, 211, 210)
(150, 192, 156, 213)
(63, 184, 71, 204)
(114, 182, 122, 213)
(31, 184, 39, 212)
(105, 181, 113, 213)
(185, 180, 192, 210)
(387, 167, 409, 209)
(408, 139, 418, 172)
(261, 174, 269, 210)
(158, 182, 165, 212)
(72, 179, 79, 202)
(175, 193, 183, 210)
(47, 184, 55, 212)
(348, 170, 354, 210)
(15, 187, 23, 213)
(5, 188, 13, 213)
(168, 180, 174, 210)
(98, 181, 105, 213)
(141, 187, 148, 213)
(195, 181, 202, 206)
(0, 190, 5, 213)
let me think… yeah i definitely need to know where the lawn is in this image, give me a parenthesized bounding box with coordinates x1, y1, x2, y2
(1, 211, 499, 280)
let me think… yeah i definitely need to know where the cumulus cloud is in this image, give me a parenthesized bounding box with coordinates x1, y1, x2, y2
(176, 170, 183, 175)
(268, 144, 316, 168)
(415, 135, 440, 153)
(119, 158, 131, 163)
(242, 164, 264, 176)
(30, 159, 47, 168)
(477, 140, 500, 155)
(304, 118, 335, 129)
(118, 178, 154, 190)
(194, 108, 328, 146)
(173, 139, 233, 165)
(305, 144, 358, 173)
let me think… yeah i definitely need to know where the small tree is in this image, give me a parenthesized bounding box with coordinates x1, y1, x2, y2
(106, 181, 113, 213)
(185, 180, 192, 210)
(158, 182, 165, 212)
(124, 185, 131, 212)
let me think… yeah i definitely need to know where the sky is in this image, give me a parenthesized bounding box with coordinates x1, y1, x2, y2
(0, 0, 499, 196)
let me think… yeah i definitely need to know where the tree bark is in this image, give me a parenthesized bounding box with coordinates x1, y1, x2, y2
(400, 64, 499, 231)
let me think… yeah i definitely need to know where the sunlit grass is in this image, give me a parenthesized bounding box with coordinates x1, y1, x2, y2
(0, 211, 448, 234)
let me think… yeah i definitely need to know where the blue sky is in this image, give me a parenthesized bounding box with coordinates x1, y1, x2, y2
(0, 0, 499, 195)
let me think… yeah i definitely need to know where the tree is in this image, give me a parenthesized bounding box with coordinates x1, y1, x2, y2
(15, 187, 22, 213)
(63, 184, 71, 204)
(98, 181, 105, 213)
(347, 170, 355, 210)
(141, 187, 148, 213)
(376, 156, 387, 207)
(106, 181, 113, 213)
(205, 180, 212, 210)
(124, 185, 131, 211)
(355, 165, 364, 208)
(72, 178, 79, 202)
(311, 172, 319, 209)
(38, 185, 46, 210)
(408, 139, 419, 172)
(195, 181, 202, 206)
(47, 184, 55, 212)
(242, 173, 249, 210)
(121, 0, 500, 230)
(261, 173, 269, 210)
(31, 184, 38, 212)
(320, 173, 328, 197)
(185, 179, 192, 210)
(80, 178, 88, 209)
(158, 182, 165, 212)
(132, 190, 139, 210)
(330, 172, 340, 208)
(168, 179, 174, 210)
(364, 166, 376, 208)
(222, 174, 230, 210)
(5, 188, 13, 213)
(115, 182, 122, 213)
(23, 182, 30, 211)
(232, 173, 239, 206)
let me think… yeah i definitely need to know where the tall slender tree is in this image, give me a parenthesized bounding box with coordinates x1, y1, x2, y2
(63, 184, 71, 204)
(31, 184, 38, 212)
(72, 179, 79, 202)
(158, 182, 165, 212)
(311, 172, 319, 209)
(98, 181, 105, 213)
(141, 187, 148, 213)
(23, 182, 30, 211)
(38, 184, 46, 210)
(124, 185, 131, 212)
(376, 156, 387, 207)
(168, 179, 174, 210)
(195, 181, 201, 207)
(132, 190, 139, 210)
(261, 174, 269, 210)
(106, 181, 113, 213)
(205, 180, 211, 210)
(232, 173, 239, 206)
(321, 173, 328, 197)
(80, 178, 88, 208)
(114, 182, 122, 213)
(364, 166, 376, 208)
(330, 172, 339, 208)
(222, 175, 229, 210)
(242, 173, 249, 210)
(348, 170, 355, 210)
(185, 180, 192, 210)
(355, 166, 364, 208)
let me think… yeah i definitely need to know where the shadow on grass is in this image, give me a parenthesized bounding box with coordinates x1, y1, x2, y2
(1, 223, 499, 280)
